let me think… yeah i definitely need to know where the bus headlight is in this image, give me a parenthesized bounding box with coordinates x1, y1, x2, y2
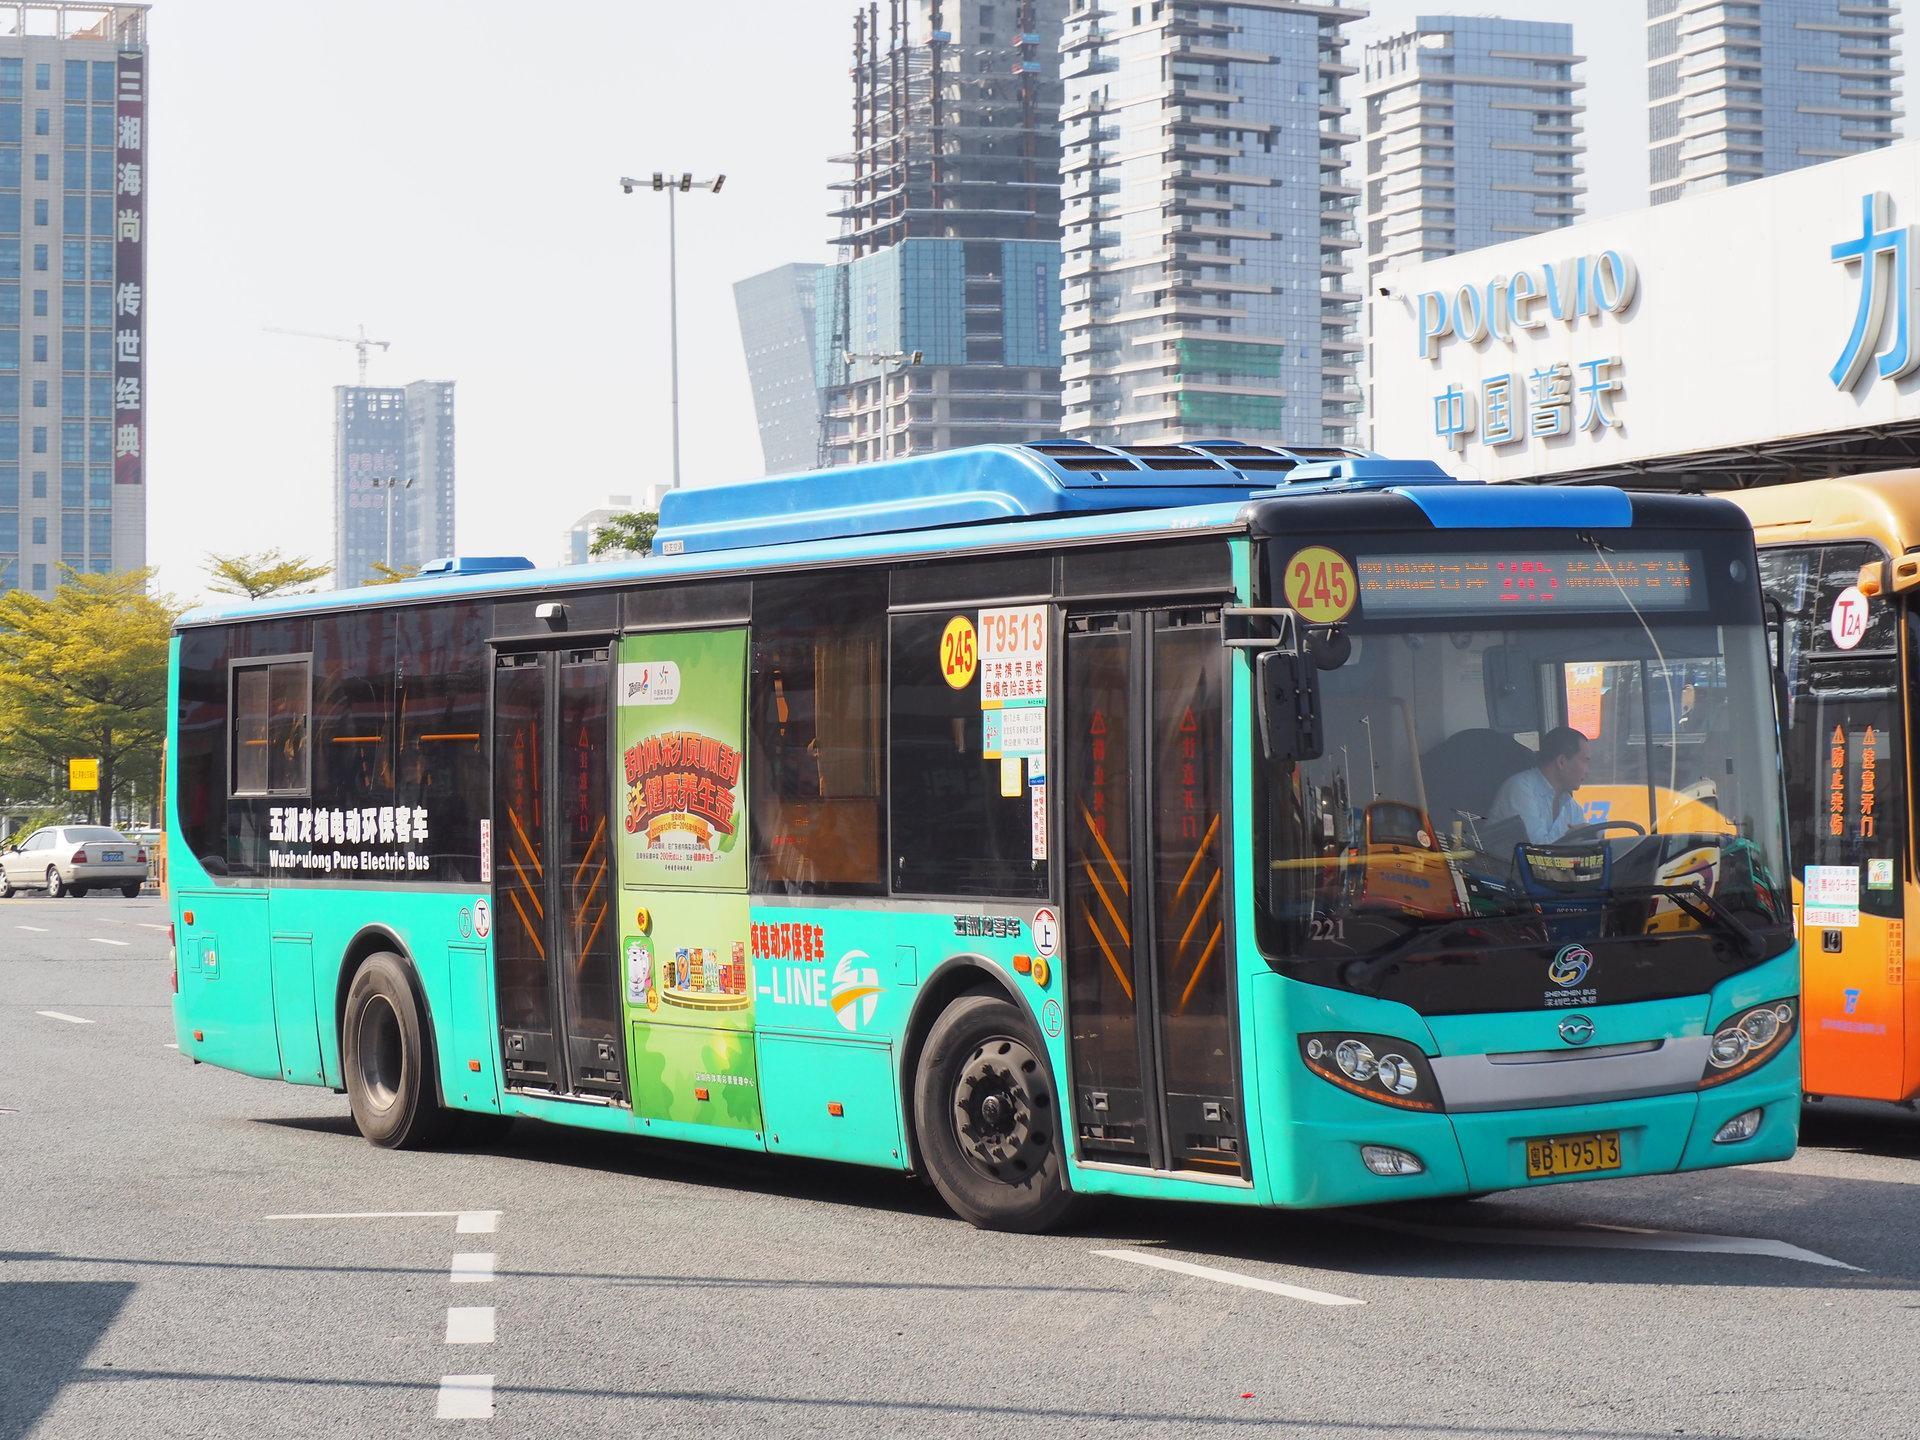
(1301, 1033, 1442, 1112)
(1701, 1001, 1795, 1087)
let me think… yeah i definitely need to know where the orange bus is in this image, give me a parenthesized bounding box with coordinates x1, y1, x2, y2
(1732, 473, 1920, 1105)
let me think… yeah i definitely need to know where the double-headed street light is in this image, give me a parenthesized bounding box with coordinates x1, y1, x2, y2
(619, 170, 725, 493)
(368, 474, 414, 569)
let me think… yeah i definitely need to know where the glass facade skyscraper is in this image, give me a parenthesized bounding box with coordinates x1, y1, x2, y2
(815, 0, 1066, 468)
(1648, 0, 1901, 205)
(0, 4, 149, 598)
(734, 262, 825, 475)
(1361, 17, 1584, 288)
(1059, 0, 1365, 446)
(331, 381, 455, 589)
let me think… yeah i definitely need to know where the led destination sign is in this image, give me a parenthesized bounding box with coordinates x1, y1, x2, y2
(1356, 551, 1701, 616)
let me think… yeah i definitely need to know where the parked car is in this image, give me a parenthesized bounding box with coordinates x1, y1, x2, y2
(0, 825, 150, 898)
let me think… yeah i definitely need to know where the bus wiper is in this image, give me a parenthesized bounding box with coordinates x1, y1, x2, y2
(1606, 883, 1766, 961)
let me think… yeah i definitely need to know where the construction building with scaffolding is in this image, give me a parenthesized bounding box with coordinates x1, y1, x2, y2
(813, 0, 1067, 468)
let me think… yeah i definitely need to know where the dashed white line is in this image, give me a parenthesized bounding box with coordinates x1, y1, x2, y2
(138, 923, 169, 931)
(456, 1210, 498, 1234)
(1093, 1248, 1364, 1306)
(1351, 1216, 1863, 1272)
(89, 937, 131, 947)
(266, 1209, 499, 1222)
(35, 1010, 93, 1025)
(435, 1374, 494, 1420)
(162, 1043, 178, 1049)
(445, 1306, 495, 1344)
(15, 925, 48, 933)
(449, 1252, 495, 1284)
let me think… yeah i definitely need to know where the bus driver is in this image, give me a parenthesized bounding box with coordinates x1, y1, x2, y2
(1486, 726, 1591, 844)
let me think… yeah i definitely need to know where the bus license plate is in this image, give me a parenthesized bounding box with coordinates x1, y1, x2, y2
(102, 851, 123, 862)
(1525, 1131, 1621, 1179)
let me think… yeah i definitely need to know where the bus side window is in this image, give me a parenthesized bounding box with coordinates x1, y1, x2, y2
(749, 572, 887, 895)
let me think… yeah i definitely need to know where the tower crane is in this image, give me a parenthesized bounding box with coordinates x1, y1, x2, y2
(262, 323, 393, 385)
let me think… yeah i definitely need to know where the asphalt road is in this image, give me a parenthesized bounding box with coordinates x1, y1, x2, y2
(4, 892, 1919, 1439)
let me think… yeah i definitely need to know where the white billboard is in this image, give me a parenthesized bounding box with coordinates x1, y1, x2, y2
(1370, 142, 1920, 480)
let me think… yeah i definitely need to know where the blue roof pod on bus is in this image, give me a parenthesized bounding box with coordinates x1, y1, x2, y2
(652, 440, 1458, 556)
(416, 556, 537, 577)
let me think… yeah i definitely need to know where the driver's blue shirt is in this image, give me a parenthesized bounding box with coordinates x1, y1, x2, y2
(1486, 766, 1584, 844)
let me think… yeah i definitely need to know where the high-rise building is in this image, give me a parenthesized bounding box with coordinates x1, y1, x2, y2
(734, 262, 826, 474)
(815, 0, 1066, 468)
(1059, 0, 1366, 447)
(1361, 17, 1584, 288)
(1648, 0, 1902, 205)
(332, 381, 455, 588)
(0, 5, 150, 598)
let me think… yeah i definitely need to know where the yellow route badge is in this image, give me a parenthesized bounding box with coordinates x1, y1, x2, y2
(1283, 546, 1357, 624)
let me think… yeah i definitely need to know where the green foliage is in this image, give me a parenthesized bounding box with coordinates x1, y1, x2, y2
(589, 511, 658, 559)
(206, 548, 332, 599)
(0, 566, 181, 825)
(364, 561, 421, 586)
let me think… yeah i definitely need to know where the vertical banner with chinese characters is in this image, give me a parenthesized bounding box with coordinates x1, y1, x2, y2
(113, 50, 145, 487)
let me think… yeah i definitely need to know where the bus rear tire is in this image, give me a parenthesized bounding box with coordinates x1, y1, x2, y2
(913, 992, 1076, 1233)
(342, 951, 450, 1150)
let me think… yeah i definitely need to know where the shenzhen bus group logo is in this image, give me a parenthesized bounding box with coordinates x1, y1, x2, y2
(1548, 943, 1594, 989)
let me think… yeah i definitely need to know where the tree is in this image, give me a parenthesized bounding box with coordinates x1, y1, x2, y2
(205, 548, 331, 599)
(589, 511, 658, 560)
(363, 561, 421, 586)
(0, 567, 180, 827)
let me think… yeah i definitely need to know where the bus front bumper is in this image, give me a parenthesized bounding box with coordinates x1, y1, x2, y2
(1273, 1055, 1799, 1209)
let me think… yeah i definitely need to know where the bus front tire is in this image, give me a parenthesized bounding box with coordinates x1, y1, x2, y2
(913, 992, 1076, 1233)
(342, 951, 450, 1150)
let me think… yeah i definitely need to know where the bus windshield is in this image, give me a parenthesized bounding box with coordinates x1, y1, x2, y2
(1257, 535, 1793, 1014)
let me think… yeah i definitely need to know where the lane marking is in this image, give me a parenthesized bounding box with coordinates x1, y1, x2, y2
(265, 1209, 503, 1223)
(1093, 1248, 1364, 1306)
(35, 1011, 93, 1025)
(1352, 1216, 1863, 1272)
(139, 923, 169, 931)
(15, 925, 48, 933)
(89, 937, 131, 947)
(445, 1306, 495, 1344)
(435, 1374, 494, 1420)
(449, 1252, 495, 1284)
(456, 1211, 498, 1234)
(163, 1043, 178, 1049)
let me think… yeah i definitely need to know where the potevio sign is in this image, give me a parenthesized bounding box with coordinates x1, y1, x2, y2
(1415, 251, 1638, 360)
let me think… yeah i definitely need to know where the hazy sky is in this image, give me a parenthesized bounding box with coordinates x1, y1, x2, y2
(146, 0, 1883, 603)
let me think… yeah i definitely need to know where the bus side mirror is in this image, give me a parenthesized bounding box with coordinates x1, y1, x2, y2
(1257, 647, 1323, 765)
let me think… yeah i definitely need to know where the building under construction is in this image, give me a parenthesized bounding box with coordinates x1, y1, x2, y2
(815, 0, 1066, 468)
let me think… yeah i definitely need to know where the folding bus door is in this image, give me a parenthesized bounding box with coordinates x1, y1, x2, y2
(492, 645, 625, 1101)
(1063, 605, 1245, 1177)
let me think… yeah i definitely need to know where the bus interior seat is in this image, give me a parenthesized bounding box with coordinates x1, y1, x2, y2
(1420, 729, 1537, 831)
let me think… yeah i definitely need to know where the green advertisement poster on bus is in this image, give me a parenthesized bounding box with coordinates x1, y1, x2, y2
(615, 629, 749, 892)
(616, 629, 759, 1131)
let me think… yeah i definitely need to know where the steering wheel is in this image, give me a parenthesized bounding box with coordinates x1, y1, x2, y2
(1559, 820, 1646, 842)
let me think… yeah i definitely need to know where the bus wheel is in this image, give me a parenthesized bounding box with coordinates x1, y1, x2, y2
(342, 951, 450, 1150)
(914, 992, 1075, 1233)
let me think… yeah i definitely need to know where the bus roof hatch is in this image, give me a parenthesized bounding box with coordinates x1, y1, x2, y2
(653, 442, 1456, 555)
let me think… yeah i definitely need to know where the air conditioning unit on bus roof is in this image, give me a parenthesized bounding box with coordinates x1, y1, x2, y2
(652, 441, 1455, 557)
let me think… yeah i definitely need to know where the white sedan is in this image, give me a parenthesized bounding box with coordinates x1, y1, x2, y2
(0, 825, 150, 898)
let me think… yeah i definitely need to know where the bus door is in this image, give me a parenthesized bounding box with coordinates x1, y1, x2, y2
(491, 644, 626, 1101)
(1063, 605, 1245, 1177)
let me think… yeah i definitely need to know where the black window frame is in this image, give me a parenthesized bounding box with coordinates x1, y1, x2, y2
(228, 650, 312, 800)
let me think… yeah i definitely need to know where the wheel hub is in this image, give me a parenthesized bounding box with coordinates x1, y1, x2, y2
(953, 1036, 1052, 1181)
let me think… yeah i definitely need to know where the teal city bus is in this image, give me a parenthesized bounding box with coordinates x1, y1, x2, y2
(168, 443, 1801, 1230)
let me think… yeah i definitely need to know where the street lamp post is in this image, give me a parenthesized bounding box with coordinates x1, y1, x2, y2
(619, 170, 724, 492)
